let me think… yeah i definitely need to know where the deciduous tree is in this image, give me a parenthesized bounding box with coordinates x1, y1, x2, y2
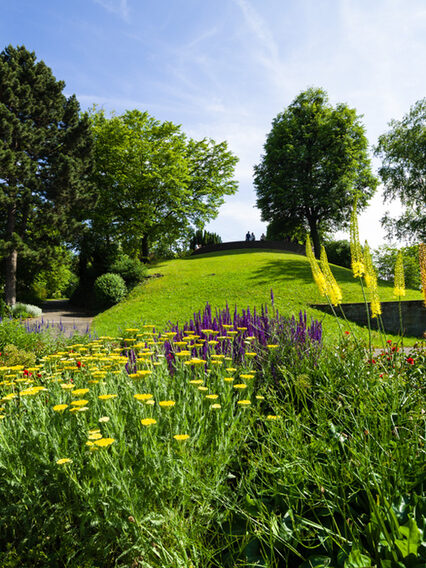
(88, 109, 238, 259)
(254, 88, 377, 257)
(375, 98, 426, 242)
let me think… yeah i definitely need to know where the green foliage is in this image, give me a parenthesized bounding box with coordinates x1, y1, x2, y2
(189, 228, 222, 249)
(0, 45, 94, 305)
(374, 244, 420, 289)
(11, 303, 42, 318)
(375, 98, 426, 242)
(324, 238, 352, 268)
(92, 250, 422, 345)
(254, 88, 378, 256)
(0, 343, 36, 367)
(0, 326, 424, 566)
(94, 272, 127, 309)
(108, 255, 147, 290)
(87, 108, 238, 259)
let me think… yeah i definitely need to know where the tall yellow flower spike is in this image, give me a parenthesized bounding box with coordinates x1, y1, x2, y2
(363, 242, 381, 318)
(320, 246, 342, 306)
(350, 199, 365, 278)
(393, 250, 406, 298)
(306, 236, 327, 296)
(419, 244, 426, 306)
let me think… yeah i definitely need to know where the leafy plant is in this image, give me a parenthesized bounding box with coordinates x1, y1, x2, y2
(94, 272, 127, 309)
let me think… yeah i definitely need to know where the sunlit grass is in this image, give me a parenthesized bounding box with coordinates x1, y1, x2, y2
(93, 249, 422, 345)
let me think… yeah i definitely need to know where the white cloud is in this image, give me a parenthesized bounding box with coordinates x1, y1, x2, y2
(94, 0, 129, 21)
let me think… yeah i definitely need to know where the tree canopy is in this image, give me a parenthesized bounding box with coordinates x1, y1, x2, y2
(254, 88, 377, 256)
(375, 98, 426, 243)
(88, 108, 238, 259)
(0, 45, 94, 305)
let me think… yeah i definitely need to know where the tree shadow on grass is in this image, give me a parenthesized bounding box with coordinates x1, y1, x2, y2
(249, 258, 317, 286)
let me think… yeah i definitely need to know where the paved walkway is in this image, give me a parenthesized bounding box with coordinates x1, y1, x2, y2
(25, 300, 96, 336)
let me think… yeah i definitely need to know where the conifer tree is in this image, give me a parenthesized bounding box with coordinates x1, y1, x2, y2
(0, 45, 94, 304)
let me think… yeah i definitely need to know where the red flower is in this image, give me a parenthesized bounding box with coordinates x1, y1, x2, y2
(344, 331, 350, 335)
(406, 357, 414, 365)
(392, 346, 398, 352)
(76, 361, 82, 368)
(387, 340, 392, 344)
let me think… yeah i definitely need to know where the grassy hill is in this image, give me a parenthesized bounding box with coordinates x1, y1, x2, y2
(93, 249, 423, 344)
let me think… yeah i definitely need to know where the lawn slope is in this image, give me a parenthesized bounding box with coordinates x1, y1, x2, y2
(93, 249, 422, 344)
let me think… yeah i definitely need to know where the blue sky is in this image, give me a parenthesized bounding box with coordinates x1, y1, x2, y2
(3, 0, 426, 247)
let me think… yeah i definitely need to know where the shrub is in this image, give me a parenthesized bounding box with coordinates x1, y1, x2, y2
(11, 303, 42, 319)
(0, 343, 36, 367)
(324, 238, 351, 268)
(93, 273, 127, 309)
(108, 255, 147, 290)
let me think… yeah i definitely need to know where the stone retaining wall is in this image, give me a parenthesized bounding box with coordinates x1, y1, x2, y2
(311, 300, 426, 338)
(191, 239, 305, 255)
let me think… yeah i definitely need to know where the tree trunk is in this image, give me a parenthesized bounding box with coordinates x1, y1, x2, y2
(141, 235, 149, 262)
(309, 219, 321, 258)
(5, 205, 17, 306)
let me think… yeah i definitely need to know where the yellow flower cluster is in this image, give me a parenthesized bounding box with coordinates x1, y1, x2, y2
(420, 243, 426, 306)
(306, 237, 342, 306)
(306, 237, 327, 296)
(393, 250, 406, 298)
(350, 199, 365, 278)
(320, 246, 343, 306)
(363, 242, 381, 318)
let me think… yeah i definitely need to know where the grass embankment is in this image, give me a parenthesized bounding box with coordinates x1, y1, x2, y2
(93, 249, 423, 345)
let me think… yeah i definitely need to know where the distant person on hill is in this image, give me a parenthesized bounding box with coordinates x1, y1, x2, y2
(251, 232, 255, 241)
(260, 233, 266, 241)
(245, 231, 251, 241)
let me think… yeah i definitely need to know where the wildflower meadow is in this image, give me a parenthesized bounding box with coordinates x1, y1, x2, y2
(0, 291, 425, 567)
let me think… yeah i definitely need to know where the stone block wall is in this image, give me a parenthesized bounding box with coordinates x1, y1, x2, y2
(311, 300, 426, 338)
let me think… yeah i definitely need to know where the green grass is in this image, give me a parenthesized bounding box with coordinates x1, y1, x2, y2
(93, 249, 423, 345)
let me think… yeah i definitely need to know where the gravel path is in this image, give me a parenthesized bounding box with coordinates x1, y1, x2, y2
(26, 300, 96, 335)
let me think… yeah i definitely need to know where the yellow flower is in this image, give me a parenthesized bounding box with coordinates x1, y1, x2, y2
(266, 415, 280, 420)
(240, 374, 254, 380)
(255, 395, 265, 400)
(237, 400, 251, 406)
(320, 246, 342, 306)
(72, 388, 89, 396)
(306, 237, 328, 296)
(210, 403, 222, 409)
(93, 437, 115, 447)
(234, 384, 247, 389)
(205, 394, 218, 399)
(98, 416, 110, 423)
(419, 243, 426, 306)
(173, 434, 189, 441)
(98, 394, 118, 400)
(70, 399, 89, 406)
(223, 377, 234, 382)
(56, 458, 73, 465)
(350, 199, 365, 278)
(134, 393, 153, 401)
(267, 344, 278, 349)
(363, 242, 381, 318)
(159, 400, 175, 408)
(60, 383, 75, 390)
(88, 432, 103, 440)
(53, 404, 68, 412)
(394, 250, 406, 298)
(141, 418, 157, 426)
